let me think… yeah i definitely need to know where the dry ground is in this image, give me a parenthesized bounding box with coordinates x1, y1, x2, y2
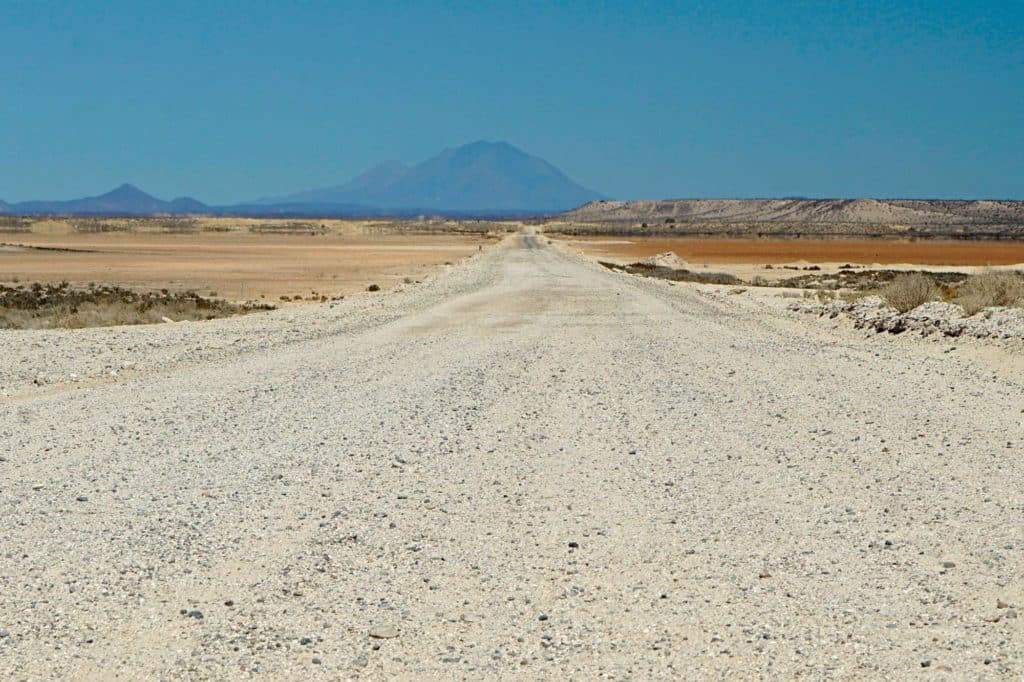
(0, 231, 493, 302)
(559, 235, 1024, 283)
(0, 234, 1021, 679)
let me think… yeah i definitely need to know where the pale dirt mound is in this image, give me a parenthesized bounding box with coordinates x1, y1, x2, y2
(638, 251, 690, 269)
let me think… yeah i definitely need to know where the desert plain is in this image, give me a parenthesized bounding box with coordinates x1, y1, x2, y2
(0, 219, 497, 302)
(0, 219, 1022, 679)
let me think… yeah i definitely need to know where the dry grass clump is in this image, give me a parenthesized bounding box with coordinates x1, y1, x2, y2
(0, 281, 272, 330)
(956, 270, 1024, 315)
(880, 273, 940, 312)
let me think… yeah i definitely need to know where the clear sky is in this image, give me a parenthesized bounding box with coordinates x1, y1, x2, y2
(2, 1, 1022, 203)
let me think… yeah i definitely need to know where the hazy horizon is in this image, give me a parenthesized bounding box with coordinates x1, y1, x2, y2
(2, 2, 1022, 203)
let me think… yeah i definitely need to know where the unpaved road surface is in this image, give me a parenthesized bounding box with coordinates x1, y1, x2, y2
(2, 236, 1022, 679)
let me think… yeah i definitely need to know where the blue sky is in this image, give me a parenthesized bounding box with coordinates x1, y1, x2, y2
(1, 1, 1022, 203)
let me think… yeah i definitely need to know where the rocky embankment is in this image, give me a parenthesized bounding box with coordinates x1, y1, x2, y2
(789, 296, 1024, 340)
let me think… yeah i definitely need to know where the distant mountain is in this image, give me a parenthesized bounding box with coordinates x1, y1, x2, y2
(260, 161, 410, 205)
(262, 141, 604, 212)
(0, 143, 603, 217)
(2, 183, 209, 215)
(167, 195, 208, 213)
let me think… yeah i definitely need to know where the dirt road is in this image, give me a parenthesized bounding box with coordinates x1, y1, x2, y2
(1, 235, 1021, 679)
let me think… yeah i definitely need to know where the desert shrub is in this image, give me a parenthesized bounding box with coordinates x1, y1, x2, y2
(956, 270, 1024, 315)
(881, 273, 939, 312)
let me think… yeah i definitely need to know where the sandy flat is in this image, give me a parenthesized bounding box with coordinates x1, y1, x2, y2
(561, 235, 1024, 282)
(0, 234, 1021, 678)
(0, 232, 493, 301)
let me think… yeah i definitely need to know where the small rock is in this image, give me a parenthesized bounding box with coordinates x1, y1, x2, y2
(75, 495, 89, 502)
(996, 599, 1012, 609)
(367, 284, 381, 292)
(0, 629, 9, 638)
(352, 656, 368, 667)
(300, 637, 313, 645)
(920, 660, 931, 668)
(940, 560, 956, 569)
(538, 614, 548, 621)
(567, 541, 579, 549)
(312, 657, 322, 665)
(369, 624, 399, 639)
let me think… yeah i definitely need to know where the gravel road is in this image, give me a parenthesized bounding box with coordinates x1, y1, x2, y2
(1, 235, 1022, 679)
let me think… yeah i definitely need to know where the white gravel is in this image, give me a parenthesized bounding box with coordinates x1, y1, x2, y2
(1, 234, 1022, 679)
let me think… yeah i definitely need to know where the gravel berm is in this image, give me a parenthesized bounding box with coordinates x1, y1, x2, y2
(1, 233, 1021, 679)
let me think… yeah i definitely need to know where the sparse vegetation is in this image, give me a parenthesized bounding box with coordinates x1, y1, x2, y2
(0, 282, 272, 330)
(598, 261, 742, 285)
(0, 216, 33, 232)
(955, 270, 1024, 315)
(880, 273, 940, 312)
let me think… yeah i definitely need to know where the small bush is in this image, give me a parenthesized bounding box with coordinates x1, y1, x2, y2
(956, 270, 1024, 315)
(881, 273, 939, 312)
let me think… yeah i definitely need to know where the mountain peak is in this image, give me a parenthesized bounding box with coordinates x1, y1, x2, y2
(265, 141, 602, 213)
(4, 184, 208, 215)
(462, 139, 515, 150)
(101, 183, 155, 200)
